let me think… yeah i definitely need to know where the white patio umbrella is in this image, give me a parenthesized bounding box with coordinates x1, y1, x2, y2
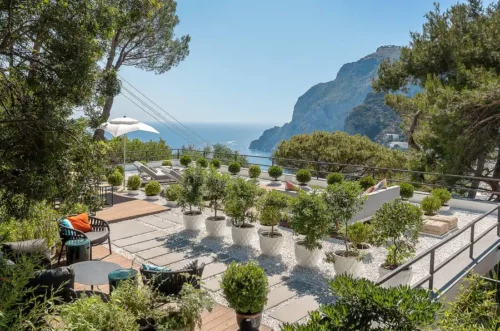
(98, 116, 159, 186)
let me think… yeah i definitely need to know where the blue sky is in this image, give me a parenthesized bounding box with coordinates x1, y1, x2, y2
(111, 0, 477, 125)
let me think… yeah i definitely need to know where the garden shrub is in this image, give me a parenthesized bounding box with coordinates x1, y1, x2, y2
(162, 160, 172, 167)
(326, 172, 344, 185)
(140, 160, 147, 165)
(421, 195, 441, 215)
(267, 165, 283, 180)
(358, 176, 375, 190)
(180, 155, 192, 167)
(399, 182, 414, 199)
(431, 188, 451, 205)
(295, 169, 312, 185)
(107, 170, 123, 186)
(225, 178, 262, 227)
(204, 166, 230, 218)
(127, 175, 141, 190)
(178, 166, 206, 214)
(248, 165, 261, 179)
(196, 157, 208, 168)
(228, 162, 241, 175)
(257, 190, 289, 235)
(346, 222, 372, 249)
(210, 158, 221, 169)
(145, 181, 161, 196)
(115, 165, 125, 176)
(165, 184, 182, 201)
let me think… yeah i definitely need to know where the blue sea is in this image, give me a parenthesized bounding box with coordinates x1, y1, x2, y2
(123, 122, 273, 166)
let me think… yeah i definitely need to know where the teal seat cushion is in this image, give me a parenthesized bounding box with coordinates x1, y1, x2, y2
(60, 218, 73, 229)
(142, 263, 171, 272)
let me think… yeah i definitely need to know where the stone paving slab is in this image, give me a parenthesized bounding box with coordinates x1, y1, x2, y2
(158, 213, 183, 224)
(268, 274, 289, 287)
(148, 252, 186, 266)
(270, 295, 319, 324)
(265, 284, 297, 310)
(137, 215, 176, 229)
(114, 231, 165, 247)
(109, 220, 156, 241)
(201, 262, 228, 279)
(202, 275, 223, 292)
(136, 246, 172, 260)
(124, 239, 166, 253)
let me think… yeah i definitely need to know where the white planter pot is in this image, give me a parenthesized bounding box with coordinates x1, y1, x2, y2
(258, 225, 273, 234)
(145, 194, 160, 201)
(205, 216, 226, 237)
(294, 240, 322, 268)
(183, 212, 204, 230)
(112, 185, 122, 191)
(127, 189, 140, 195)
(166, 200, 178, 208)
(440, 204, 450, 212)
(378, 265, 412, 288)
(332, 251, 362, 278)
(232, 224, 255, 246)
(259, 231, 284, 256)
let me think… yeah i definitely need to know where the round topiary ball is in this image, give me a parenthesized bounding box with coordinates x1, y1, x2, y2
(165, 184, 182, 201)
(431, 188, 451, 205)
(268, 165, 283, 181)
(399, 182, 414, 200)
(145, 181, 162, 196)
(162, 160, 172, 167)
(127, 175, 141, 190)
(196, 157, 208, 168)
(326, 173, 344, 185)
(421, 195, 441, 215)
(107, 170, 123, 186)
(295, 169, 312, 185)
(210, 159, 221, 169)
(180, 155, 192, 167)
(359, 176, 376, 190)
(140, 160, 147, 165)
(115, 165, 125, 176)
(228, 162, 241, 175)
(248, 165, 261, 179)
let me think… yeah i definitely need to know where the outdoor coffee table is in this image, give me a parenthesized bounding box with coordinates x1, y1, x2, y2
(71, 260, 121, 291)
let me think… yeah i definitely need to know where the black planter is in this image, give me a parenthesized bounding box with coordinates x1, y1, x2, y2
(236, 312, 262, 331)
(137, 318, 156, 331)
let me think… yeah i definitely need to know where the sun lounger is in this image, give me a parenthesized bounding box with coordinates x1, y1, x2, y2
(133, 161, 172, 182)
(160, 167, 183, 182)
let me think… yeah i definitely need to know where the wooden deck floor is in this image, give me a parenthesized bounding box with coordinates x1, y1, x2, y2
(57, 245, 273, 331)
(95, 195, 168, 223)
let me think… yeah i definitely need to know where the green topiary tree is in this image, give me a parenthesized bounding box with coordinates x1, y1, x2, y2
(228, 162, 241, 175)
(115, 165, 125, 177)
(431, 188, 451, 206)
(267, 165, 283, 181)
(224, 177, 262, 227)
(209, 158, 221, 169)
(205, 166, 230, 219)
(289, 190, 330, 250)
(399, 182, 414, 200)
(221, 261, 268, 315)
(421, 195, 441, 215)
(196, 157, 208, 168)
(178, 166, 205, 214)
(248, 165, 261, 179)
(162, 160, 172, 167)
(107, 170, 123, 186)
(371, 199, 423, 270)
(180, 155, 192, 167)
(126, 175, 141, 190)
(144, 181, 161, 196)
(326, 173, 344, 185)
(257, 190, 289, 237)
(295, 169, 312, 185)
(164, 184, 182, 201)
(345, 222, 373, 250)
(358, 176, 376, 190)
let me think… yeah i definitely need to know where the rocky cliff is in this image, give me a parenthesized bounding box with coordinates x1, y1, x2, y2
(249, 46, 401, 152)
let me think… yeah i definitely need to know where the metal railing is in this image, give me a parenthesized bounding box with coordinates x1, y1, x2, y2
(375, 205, 500, 292)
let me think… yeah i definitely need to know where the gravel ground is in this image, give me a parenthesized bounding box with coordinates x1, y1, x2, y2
(115, 170, 498, 330)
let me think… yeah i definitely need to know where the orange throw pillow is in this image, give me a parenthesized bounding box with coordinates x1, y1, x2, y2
(67, 213, 91, 232)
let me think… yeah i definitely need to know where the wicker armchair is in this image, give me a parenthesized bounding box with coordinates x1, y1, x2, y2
(57, 216, 111, 263)
(140, 260, 205, 297)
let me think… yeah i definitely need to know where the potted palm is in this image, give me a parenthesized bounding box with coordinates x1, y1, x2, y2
(256, 190, 288, 256)
(432, 188, 451, 211)
(371, 199, 423, 287)
(127, 175, 141, 195)
(164, 184, 182, 208)
(144, 181, 161, 201)
(178, 166, 206, 230)
(225, 178, 262, 246)
(221, 261, 268, 331)
(323, 182, 366, 277)
(289, 190, 331, 268)
(204, 165, 230, 237)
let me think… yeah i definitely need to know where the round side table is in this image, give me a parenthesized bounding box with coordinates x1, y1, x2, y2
(108, 268, 138, 293)
(65, 239, 90, 265)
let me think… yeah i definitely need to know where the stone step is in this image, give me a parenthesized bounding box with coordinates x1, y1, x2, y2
(265, 285, 297, 310)
(136, 246, 172, 260)
(124, 239, 165, 253)
(109, 220, 156, 240)
(148, 252, 186, 266)
(113, 231, 165, 247)
(269, 295, 319, 324)
(137, 215, 176, 229)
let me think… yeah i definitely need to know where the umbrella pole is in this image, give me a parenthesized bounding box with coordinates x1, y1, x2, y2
(123, 134, 126, 189)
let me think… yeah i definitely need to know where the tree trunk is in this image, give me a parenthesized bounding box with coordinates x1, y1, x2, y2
(407, 109, 422, 152)
(468, 154, 486, 199)
(93, 95, 114, 141)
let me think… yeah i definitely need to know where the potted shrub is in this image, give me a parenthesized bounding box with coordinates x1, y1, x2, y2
(180, 155, 192, 167)
(345, 222, 372, 251)
(140, 160, 147, 165)
(108, 170, 124, 190)
(178, 166, 206, 230)
(162, 160, 172, 167)
(204, 166, 230, 237)
(127, 175, 141, 195)
(225, 178, 262, 246)
(116, 165, 125, 176)
(196, 157, 208, 168)
(256, 190, 288, 256)
(145, 181, 161, 201)
(228, 162, 241, 176)
(289, 190, 331, 268)
(323, 182, 366, 277)
(371, 199, 423, 287)
(432, 188, 452, 211)
(400, 182, 414, 201)
(164, 184, 182, 208)
(221, 261, 268, 331)
(248, 165, 261, 183)
(421, 195, 441, 216)
(267, 165, 283, 182)
(358, 176, 375, 190)
(295, 169, 312, 186)
(327, 173, 344, 185)
(210, 158, 221, 169)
